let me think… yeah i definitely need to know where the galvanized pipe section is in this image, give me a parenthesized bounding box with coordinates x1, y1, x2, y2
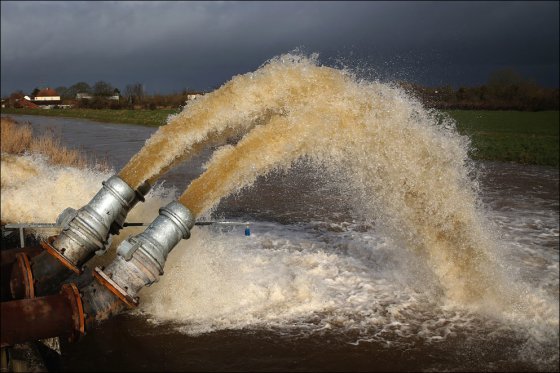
(21, 176, 150, 299)
(83, 201, 194, 322)
(50, 176, 150, 268)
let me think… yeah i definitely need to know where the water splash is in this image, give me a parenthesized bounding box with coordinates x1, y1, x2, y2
(170, 55, 496, 306)
(0, 153, 175, 247)
(119, 53, 340, 189)
(2, 53, 557, 370)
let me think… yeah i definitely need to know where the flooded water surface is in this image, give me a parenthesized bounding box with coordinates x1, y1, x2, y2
(3, 108, 558, 372)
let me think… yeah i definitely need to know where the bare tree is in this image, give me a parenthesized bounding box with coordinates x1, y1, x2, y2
(125, 83, 145, 104)
(93, 81, 114, 97)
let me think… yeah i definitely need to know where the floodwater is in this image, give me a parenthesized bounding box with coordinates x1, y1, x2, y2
(3, 114, 559, 372)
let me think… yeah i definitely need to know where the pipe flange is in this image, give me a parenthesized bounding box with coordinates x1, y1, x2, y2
(10, 253, 35, 299)
(92, 267, 138, 309)
(40, 236, 82, 274)
(60, 283, 85, 342)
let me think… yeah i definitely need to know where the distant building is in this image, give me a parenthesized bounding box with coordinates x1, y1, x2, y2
(33, 88, 61, 102)
(109, 88, 120, 101)
(32, 88, 61, 109)
(15, 97, 41, 109)
(185, 93, 203, 103)
(76, 90, 119, 100)
(76, 92, 93, 100)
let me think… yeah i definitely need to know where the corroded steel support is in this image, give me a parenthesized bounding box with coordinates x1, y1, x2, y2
(0, 284, 84, 347)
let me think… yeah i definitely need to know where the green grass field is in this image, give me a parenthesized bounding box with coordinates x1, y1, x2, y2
(2, 108, 558, 166)
(446, 110, 559, 166)
(1, 108, 177, 127)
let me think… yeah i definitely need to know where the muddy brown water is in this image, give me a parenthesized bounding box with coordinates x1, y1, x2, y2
(3, 114, 559, 372)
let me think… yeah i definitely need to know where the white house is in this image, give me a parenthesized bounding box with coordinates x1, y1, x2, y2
(31, 88, 61, 109)
(33, 88, 61, 102)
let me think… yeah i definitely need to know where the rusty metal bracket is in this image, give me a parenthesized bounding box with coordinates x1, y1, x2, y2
(40, 236, 81, 275)
(92, 267, 138, 309)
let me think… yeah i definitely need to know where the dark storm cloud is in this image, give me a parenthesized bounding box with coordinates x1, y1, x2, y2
(1, 1, 558, 96)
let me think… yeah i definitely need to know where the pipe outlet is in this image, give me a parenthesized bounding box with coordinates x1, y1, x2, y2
(93, 201, 194, 305)
(50, 176, 150, 271)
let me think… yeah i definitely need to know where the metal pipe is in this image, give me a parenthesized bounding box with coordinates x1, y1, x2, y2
(82, 201, 194, 323)
(0, 283, 84, 347)
(1, 201, 193, 347)
(0, 246, 43, 266)
(18, 176, 150, 299)
(49, 176, 151, 269)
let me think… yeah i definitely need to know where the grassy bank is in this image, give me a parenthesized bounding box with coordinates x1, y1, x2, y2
(446, 110, 559, 166)
(0, 117, 107, 169)
(1, 108, 178, 127)
(2, 108, 558, 166)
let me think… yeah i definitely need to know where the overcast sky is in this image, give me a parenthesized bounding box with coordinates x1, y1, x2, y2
(1, 1, 558, 96)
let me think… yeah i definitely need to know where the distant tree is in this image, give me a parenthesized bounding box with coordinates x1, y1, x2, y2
(7, 90, 25, 108)
(55, 86, 69, 99)
(66, 82, 92, 98)
(93, 81, 114, 97)
(31, 87, 40, 97)
(125, 83, 145, 105)
(487, 68, 525, 88)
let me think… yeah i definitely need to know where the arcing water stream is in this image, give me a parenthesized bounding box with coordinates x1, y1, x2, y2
(1, 54, 558, 371)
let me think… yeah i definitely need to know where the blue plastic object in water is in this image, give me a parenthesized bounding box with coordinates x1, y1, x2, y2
(245, 224, 251, 236)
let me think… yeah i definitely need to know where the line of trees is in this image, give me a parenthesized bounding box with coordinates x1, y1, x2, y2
(401, 68, 559, 111)
(4, 68, 558, 111)
(54, 81, 203, 110)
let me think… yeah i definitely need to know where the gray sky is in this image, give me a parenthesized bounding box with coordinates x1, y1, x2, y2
(1, 1, 558, 96)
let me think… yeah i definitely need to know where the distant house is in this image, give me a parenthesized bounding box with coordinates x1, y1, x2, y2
(76, 92, 93, 100)
(32, 88, 61, 109)
(186, 94, 202, 101)
(15, 97, 41, 109)
(109, 88, 120, 101)
(77, 89, 119, 100)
